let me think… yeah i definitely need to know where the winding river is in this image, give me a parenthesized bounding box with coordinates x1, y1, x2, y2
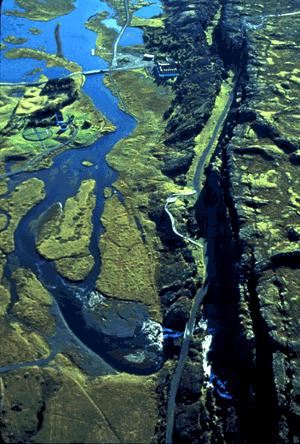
(0, 0, 165, 375)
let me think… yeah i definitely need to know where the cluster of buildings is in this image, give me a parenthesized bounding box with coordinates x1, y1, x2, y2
(143, 53, 179, 79)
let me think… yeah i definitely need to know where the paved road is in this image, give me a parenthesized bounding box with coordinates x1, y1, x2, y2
(166, 278, 209, 444)
(164, 8, 300, 443)
(0, 62, 152, 89)
(112, 0, 131, 68)
(164, 89, 234, 444)
(244, 9, 300, 29)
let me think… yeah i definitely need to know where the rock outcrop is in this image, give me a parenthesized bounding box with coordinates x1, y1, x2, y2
(201, 1, 300, 442)
(148, 0, 300, 442)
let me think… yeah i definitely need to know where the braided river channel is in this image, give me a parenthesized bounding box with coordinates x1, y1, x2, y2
(1, 0, 166, 375)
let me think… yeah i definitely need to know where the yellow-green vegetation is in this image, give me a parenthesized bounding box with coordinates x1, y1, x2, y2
(86, 373, 159, 443)
(0, 43, 7, 50)
(12, 268, 55, 335)
(37, 179, 96, 281)
(1, 368, 59, 443)
(3, 36, 28, 45)
(81, 160, 94, 167)
(0, 257, 10, 316)
(0, 178, 45, 254)
(29, 27, 42, 35)
(242, 169, 279, 189)
(5, 0, 75, 21)
(108, 0, 150, 20)
(0, 319, 50, 366)
(64, 86, 115, 146)
(85, 14, 117, 62)
(187, 73, 234, 190)
(131, 16, 164, 28)
(0, 213, 8, 231)
(1, 355, 160, 444)
(0, 267, 54, 375)
(229, 12, 300, 262)
(96, 69, 181, 320)
(205, 7, 221, 46)
(0, 75, 114, 174)
(55, 255, 94, 281)
(231, 120, 300, 256)
(97, 194, 159, 305)
(104, 186, 114, 198)
(5, 47, 81, 72)
(250, 27, 299, 146)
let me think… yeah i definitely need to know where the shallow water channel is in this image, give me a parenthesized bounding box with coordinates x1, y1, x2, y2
(1, 0, 165, 374)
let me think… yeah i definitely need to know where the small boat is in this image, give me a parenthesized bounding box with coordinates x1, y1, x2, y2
(91, 48, 95, 56)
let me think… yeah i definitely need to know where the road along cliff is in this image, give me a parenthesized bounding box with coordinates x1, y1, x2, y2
(144, 0, 300, 442)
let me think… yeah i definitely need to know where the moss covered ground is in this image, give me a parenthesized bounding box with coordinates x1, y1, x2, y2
(3, 36, 28, 45)
(12, 268, 55, 335)
(37, 179, 96, 281)
(1, 357, 160, 444)
(0, 178, 45, 254)
(96, 68, 179, 319)
(0, 321, 51, 367)
(29, 27, 42, 35)
(5, 47, 81, 72)
(4, 0, 76, 21)
(0, 73, 114, 175)
(131, 16, 164, 28)
(0, 2, 171, 442)
(0, 269, 54, 368)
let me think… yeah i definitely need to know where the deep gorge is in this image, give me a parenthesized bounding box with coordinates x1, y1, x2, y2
(145, 0, 300, 442)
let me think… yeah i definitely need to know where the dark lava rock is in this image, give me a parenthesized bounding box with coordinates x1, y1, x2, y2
(177, 361, 204, 403)
(290, 150, 300, 164)
(164, 297, 192, 331)
(173, 402, 211, 443)
(162, 152, 194, 177)
(287, 226, 300, 242)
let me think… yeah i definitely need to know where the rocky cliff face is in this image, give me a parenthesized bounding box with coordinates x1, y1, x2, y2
(214, 1, 300, 441)
(148, 0, 300, 442)
(144, 0, 223, 181)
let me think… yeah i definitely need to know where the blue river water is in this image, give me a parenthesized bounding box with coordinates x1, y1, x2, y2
(0, 0, 170, 375)
(1, 0, 112, 80)
(1, 0, 145, 82)
(134, 2, 162, 18)
(0, 0, 148, 372)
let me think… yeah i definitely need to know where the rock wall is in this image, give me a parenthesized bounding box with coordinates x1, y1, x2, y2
(144, 0, 223, 181)
(203, 0, 300, 442)
(148, 0, 300, 442)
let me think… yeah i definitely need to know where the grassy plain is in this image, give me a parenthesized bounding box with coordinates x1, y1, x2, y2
(1, 4, 168, 444)
(5, 0, 75, 21)
(0, 72, 114, 174)
(0, 178, 45, 254)
(96, 69, 177, 319)
(37, 179, 96, 281)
